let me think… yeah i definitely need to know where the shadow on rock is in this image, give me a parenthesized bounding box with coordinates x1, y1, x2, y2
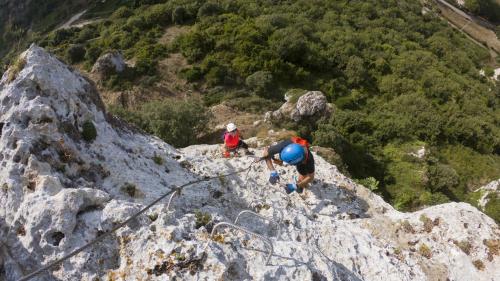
(307, 180, 370, 220)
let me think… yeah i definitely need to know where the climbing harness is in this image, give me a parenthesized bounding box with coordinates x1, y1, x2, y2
(17, 160, 259, 281)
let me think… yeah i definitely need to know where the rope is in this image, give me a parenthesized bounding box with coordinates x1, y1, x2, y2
(234, 210, 281, 239)
(164, 190, 179, 213)
(18, 160, 260, 281)
(204, 221, 274, 265)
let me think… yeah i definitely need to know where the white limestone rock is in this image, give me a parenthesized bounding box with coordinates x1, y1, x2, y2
(265, 90, 332, 123)
(477, 179, 500, 209)
(0, 45, 499, 281)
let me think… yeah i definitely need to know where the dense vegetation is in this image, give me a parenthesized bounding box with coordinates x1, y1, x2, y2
(0, 0, 499, 221)
(110, 98, 211, 147)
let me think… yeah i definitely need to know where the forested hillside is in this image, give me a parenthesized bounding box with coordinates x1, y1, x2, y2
(1, 0, 499, 221)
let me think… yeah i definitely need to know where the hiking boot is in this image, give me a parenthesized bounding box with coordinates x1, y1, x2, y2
(223, 151, 230, 158)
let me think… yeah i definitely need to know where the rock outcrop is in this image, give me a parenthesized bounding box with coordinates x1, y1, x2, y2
(265, 91, 333, 123)
(91, 51, 126, 79)
(477, 179, 500, 209)
(0, 46, 499, 281)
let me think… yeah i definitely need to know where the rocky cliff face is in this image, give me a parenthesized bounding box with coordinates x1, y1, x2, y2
(0, 46, 499, 281)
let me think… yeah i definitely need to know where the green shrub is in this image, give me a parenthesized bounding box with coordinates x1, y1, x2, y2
(268, 28, 308, 64)
(286, 89, 307, 103)
(77, 26, 99, 43)
(356, 177, 379, 191)
(179, 66, 203, 82)
(202, 88, 227, 106)
(224, 95, 281, 113)
(81, 120, 97, 142)
(84, 45, 102, 65)
(50, 28, 78, 46)
(197, 3, 222, 18)
(394, 188, 418, 211)
(419, 191, 449, 206)
(172, 6, 187, 24)
(66, 44, 86, 63)
(112, 7, 133, 19)
(426, 164, 459, 193)
(175, 31, 214, 62)
(245, 71, 273, 96)
(7, 56, 26, 83)
(142, 4, 172, 28)
(484, 194, 500, 223)
(205, 66, 228, 86)
(484, 66, 495, 77)
(110, 98, 211, 147)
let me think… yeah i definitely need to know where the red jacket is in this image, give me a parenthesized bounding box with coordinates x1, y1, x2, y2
(224, 130, 240, 149)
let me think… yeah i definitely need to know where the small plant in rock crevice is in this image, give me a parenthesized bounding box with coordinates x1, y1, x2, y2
(148, 213, 158, 222)
(418, 243, 432, 259)
(473, 259, 485, 271)
(194, 210, 211, 229)
(16, 225, 26, 236)
(454, 240, 472, 255)
(400, 220, 415, 234)
(121, 183, 137, 197)
(82, 120, 97, 142)
(7, 56, 26, 82)
(152, 153, 164, 165)
(484, 239, 499, 261)
(419, 214, 433, 233)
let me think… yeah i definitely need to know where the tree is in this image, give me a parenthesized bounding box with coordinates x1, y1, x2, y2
(268, 28, 308, 65)
(426, 164, 459, 193)
(66, 44, 85, 63)
(345, 55, 366, 86)
(172, 6, 187, 24)
(464, 0, 480, 13)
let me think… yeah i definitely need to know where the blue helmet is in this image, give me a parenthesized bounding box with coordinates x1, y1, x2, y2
(280, 143, 305, 165)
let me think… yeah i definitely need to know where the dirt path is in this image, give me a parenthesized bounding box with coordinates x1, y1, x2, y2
(434, 0, 500, 58)
(429, 2, 500, 86)
(57, 10, 87, 30)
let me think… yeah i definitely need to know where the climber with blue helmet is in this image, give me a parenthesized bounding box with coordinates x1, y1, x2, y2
(261, 137, 315, 194)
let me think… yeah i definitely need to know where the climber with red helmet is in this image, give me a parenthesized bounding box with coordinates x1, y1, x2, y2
(221, 122, 253, 157)
(262, 137, 315, 194)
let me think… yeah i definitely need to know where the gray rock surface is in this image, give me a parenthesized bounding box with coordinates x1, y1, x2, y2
(265, 91, 332, 123)
(477, 179, 500, 209)
(91, 51, 126, 79)
(0, 45, 499, 281)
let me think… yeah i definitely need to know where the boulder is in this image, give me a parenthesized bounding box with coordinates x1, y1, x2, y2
(265, 90, 333, 123)
(91, 51, 126, 79)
